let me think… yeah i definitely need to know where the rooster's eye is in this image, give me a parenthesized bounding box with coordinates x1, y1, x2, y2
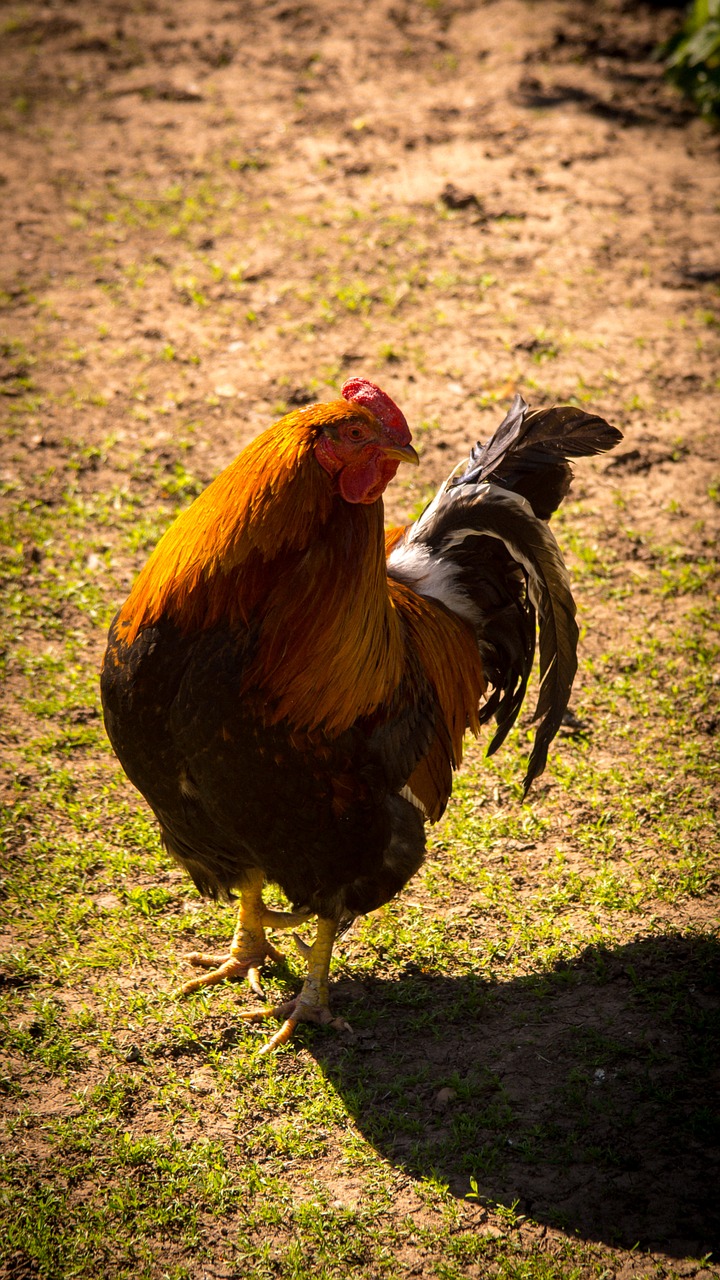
(347, 426, 365, 441)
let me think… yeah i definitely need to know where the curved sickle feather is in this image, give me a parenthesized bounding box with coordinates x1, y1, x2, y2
(421, 484, 578, 794)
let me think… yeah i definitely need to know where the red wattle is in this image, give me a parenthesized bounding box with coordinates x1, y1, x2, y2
(339, 456, 399, 504)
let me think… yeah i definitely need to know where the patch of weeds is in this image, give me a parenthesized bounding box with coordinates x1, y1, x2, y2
(662, 0, 720, 121)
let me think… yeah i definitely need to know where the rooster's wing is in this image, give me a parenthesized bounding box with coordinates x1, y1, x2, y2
(102, 613, 443, 918)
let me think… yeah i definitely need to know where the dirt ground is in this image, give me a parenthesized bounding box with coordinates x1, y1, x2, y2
(2, 0, 720, 501)
(1, 0, 720, 1277)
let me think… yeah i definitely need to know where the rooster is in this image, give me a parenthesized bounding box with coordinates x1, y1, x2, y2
(101, 379, 620, 1052)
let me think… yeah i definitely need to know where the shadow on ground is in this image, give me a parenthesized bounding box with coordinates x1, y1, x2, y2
(312, 934, 720, 1259)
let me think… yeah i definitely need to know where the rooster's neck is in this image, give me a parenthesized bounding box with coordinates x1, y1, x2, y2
(247, 496, 405, 736)
(117, 419, 328, 645)
(117, 423, 404, 736)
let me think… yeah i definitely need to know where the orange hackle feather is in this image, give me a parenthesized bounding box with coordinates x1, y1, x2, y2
(116, 396, 485, 776)
(116, 401, 410, 737)
(117, 405, 337, 647)
(389, 579, 485, 819)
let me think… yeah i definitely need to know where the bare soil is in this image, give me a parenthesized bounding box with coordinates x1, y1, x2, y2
(1, 0, 719, 1277)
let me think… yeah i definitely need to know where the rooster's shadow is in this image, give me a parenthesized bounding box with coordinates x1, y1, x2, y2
(310, 932, 719, 1259)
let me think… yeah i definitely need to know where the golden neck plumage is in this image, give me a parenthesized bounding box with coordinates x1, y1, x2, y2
(247, 497, 404, 735)
(116, 410, 405, 736)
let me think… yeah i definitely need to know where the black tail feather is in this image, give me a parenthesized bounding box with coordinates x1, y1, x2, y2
(453, 395, 623, 520)
(391, 394, 621, 793)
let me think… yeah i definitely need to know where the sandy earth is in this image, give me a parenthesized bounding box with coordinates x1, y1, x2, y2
(1, 0, 719, 1276)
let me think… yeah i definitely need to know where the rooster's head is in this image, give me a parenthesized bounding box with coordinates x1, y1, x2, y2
(313, 377, 419, 504)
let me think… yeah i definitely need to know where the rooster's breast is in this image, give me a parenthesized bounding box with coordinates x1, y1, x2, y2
(100, 616, 414, 913)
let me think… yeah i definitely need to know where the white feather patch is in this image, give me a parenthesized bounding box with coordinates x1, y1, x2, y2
(387, 541, 481, 627)
(400, 784, 429, 816)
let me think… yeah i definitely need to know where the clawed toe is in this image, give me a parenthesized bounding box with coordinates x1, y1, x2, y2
(240, 995, 351, 1054)
(176, 897, 345, 1058)
(177, 872, 310, 1000)
(178, 942, 284, 997)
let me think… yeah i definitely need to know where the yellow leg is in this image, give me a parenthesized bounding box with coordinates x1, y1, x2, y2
(241, 915, 347, 1055)
(179, 868, 309, 997)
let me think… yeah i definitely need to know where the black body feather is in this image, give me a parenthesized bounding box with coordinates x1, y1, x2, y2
(101, 614, 429, 917)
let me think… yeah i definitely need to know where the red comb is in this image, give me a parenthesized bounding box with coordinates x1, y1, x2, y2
(341, 378, 411, 444)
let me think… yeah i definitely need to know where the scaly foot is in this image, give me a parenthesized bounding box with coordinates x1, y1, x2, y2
(181, 936, 284, 998)
(178, 869, 310, 998)
(240, 916, 349, 1054)
(241, 993, 349, 1055)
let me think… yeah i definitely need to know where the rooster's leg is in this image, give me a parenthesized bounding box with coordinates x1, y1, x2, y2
(241, 915, 347, 1055)
(179, 868, 309, 997)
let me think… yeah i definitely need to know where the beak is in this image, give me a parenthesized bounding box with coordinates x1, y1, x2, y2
(381, 440, 420, 466)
